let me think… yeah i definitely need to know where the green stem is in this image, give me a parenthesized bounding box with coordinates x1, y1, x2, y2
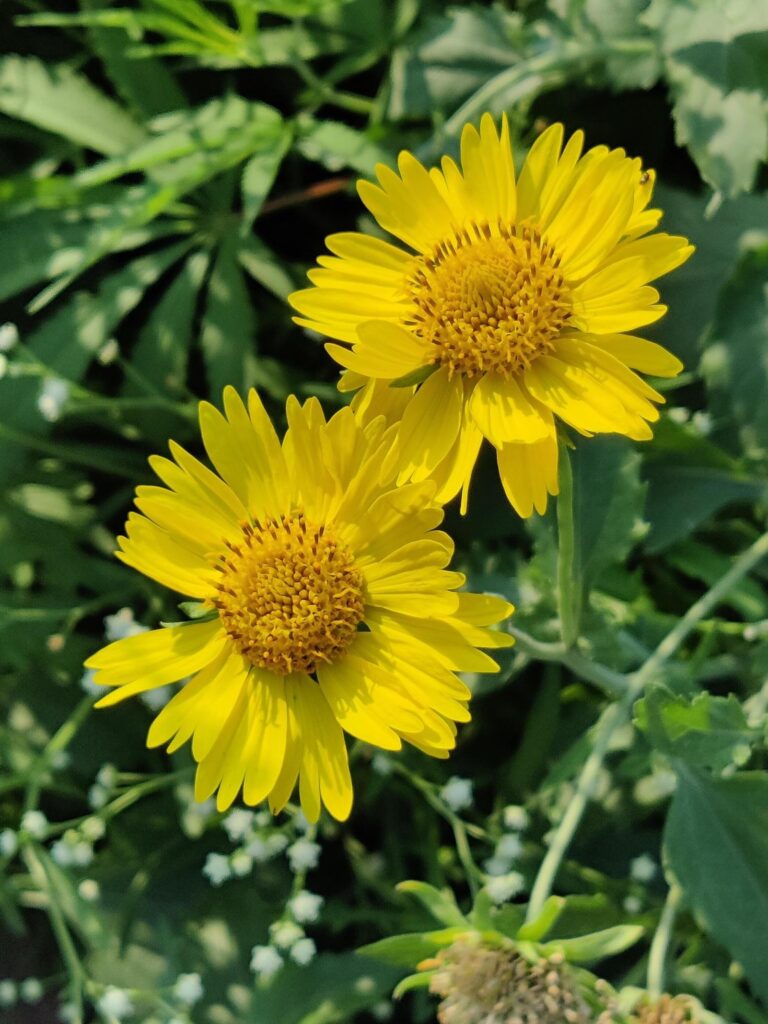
(526, 528, 768, 921)
(509, 626, 628, 697)
(556, 444, 580, 649)
(24, 695, 94, 813)
(647, 884, 682, 998)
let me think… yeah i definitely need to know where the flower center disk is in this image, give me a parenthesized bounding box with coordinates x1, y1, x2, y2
(406, 226, 571, 379)
(213, 513, 365, 676)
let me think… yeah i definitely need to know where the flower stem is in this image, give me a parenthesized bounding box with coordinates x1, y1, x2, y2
(556, 444, 580, 650)
(526, 527, 768, 921)
(647, 884, 682, 998)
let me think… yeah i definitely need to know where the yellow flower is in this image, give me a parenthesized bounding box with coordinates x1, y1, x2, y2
(289, 117, 694, 517)
(85, 388, 513, 822)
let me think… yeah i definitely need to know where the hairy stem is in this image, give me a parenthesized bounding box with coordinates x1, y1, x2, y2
(647, 884, 682, 998)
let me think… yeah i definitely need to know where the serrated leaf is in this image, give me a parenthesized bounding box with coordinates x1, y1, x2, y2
(397, 881, 468, 928)
(635, 687, 757, 773)
(702, 246, 768, 455)
(643, 0, 768, 195)
(0, 55, 144, 155)
(296, 116, 390, 176)
(665, 766, 768, 1003)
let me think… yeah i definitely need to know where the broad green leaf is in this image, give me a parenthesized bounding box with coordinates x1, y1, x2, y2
(635, 687, 757, 772)
(643, 0, 768, 195)
(666, 540, 768, 621)
(539, 924, 644, 963)
(578, 0, 661, 88)
(665, 766, 768, 1003)
(200, 235, 259, 399)
(358, 927, 465, 967)
(396, 880, 468, 928)
(296, 116, 391, 176)
(702, 246, 768, 455)
(0, 55, 143, 155)
(570, 436, 646, 594)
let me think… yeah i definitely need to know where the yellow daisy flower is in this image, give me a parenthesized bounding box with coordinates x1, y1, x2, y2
(85, 388, 513, 822)
(289, 117, 694, 517)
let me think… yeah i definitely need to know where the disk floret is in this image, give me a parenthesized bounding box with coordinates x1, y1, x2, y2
(429, 939, 592, 1024)
(631, 995, 699, 1024)
(406, 225, 571, 379)
(213, 511, 365, 675)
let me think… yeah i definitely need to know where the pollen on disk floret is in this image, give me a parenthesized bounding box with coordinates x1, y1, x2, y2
(406, 224, 571, 380)
(212, 510, 366, 676)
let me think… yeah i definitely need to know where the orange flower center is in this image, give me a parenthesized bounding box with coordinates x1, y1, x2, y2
(213, 513, 365, 676)
(405, 226, 571, 379)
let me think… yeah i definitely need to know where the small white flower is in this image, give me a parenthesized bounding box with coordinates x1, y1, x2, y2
(202, 852, 231, 887)
(59, 1001, 79, 1023)
(371, 753, 392, 776)
(630, 854, 656, 883)
(20, 810, 48, 839)
(78, 879, 100, 902)
(287, 838, 321, 873)
(97, 986, 134, 1020)
(104, 608, 147, 642)
(290, 937, 317, 966)
(483, 855, 511, 877)
(51, 750, 70, 770)
(20, 978, 43, 1002)
(440, 776, 473, 813)
(502, 805, 529, 832)
(495, 833, 523, 862)
(37, 377, 70, 422)
(81, 669, 101, 696)
(372, 1000, 393, 1021)
(97, 763, 118, 790)
(172, 973, 203, 1006)
(71, 841, 94, 867)
(289, 890, 324, 924)
(691, 410, 712, 436)
(265, 833, 289, 857)
(270, 920, 304, 949)
(0, 980, 17, 1006)
(222, 809, 255, 842)
(139, 686, 173, 711)
(250, 945, 283, 980)
(0, 829, 18, 858)
(623, 895, 643, 914)
(0, 322, 19, 351)
(246, 835, 270, 862)
(81, 817, 106, 842)
(51, 839, 75, 867)
(88, 784, 109, 810)
(230, 849, 253, 877)
(668, 406, 690, 425)
(485, 871, 525, 905)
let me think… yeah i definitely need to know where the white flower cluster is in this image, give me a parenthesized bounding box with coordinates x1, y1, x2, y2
(0, 978, 44, 1007)
(88, 762, 119, 811)
(482, 803, 531, 905)
(203, 808, 320, 887)
(50, 815, 106, 870)
(440, 776, 473, 813)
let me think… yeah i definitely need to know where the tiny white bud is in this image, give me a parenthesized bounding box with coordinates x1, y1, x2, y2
(96, 763, 118, 790)
(440, 776, 473, 813)
(0, 829, 19, 858)
(287, 838, 321, 873)
(104, 608, 147, 642)
(502, 805, 529, 832)
(202, 852, 231, 886)
(0, 322, 19, 351)
(81, 817, 106, 842)
(37, 377, 70, 422)
(230, 849, 253, 877)
(222, 809, 255, 842)
(20, 810, 48, 840)
(172, 972, 203, 1006)
(485, 871, 525, 905)
(0, 980, 18, 1006)
(270, 920, 304, 949)
(630, 854, 656, 882)
(289, 890, 324, 924)
(88, 784, 109, 810)
(495, 833, 523, 862)
(20, 978, 43, 1002)
(250, 945, 283, 980)
(97, 986, 134, 1020)
(78, 879, 100, 902)
(290, 937, 317, 966)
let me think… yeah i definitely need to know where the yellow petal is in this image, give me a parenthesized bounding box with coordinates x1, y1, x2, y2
(468, 373, 553, 446)
(582, 333, 683, 377)
(394, 368, 463, 483)
(497, 434, 559, 518)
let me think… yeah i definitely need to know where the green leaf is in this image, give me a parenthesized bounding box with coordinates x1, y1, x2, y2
(296, 116, 390, 176)
(240, 122, 292, 232)
(200, 235, 259, 399)
(392, 971, 435, 1000)
(238, 237, 296, 300)
(702, 246, 768, 455)
(665, 766, 768, 1003)
(643, 0, 768, 195)
(539, 924, 644, 963)
(358, 927, 465, 967)
(635, 687, 757, 773)
(666, 540, 768, 621)
(396, 880, 468, 928)
(0, 55, 144, 155)
(516, 896, 565, 942)
(570, 435, 646, 595)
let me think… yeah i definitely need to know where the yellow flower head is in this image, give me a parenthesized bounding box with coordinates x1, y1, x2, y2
(289, 116, 694, 517)
(85, 388, 514, 822)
